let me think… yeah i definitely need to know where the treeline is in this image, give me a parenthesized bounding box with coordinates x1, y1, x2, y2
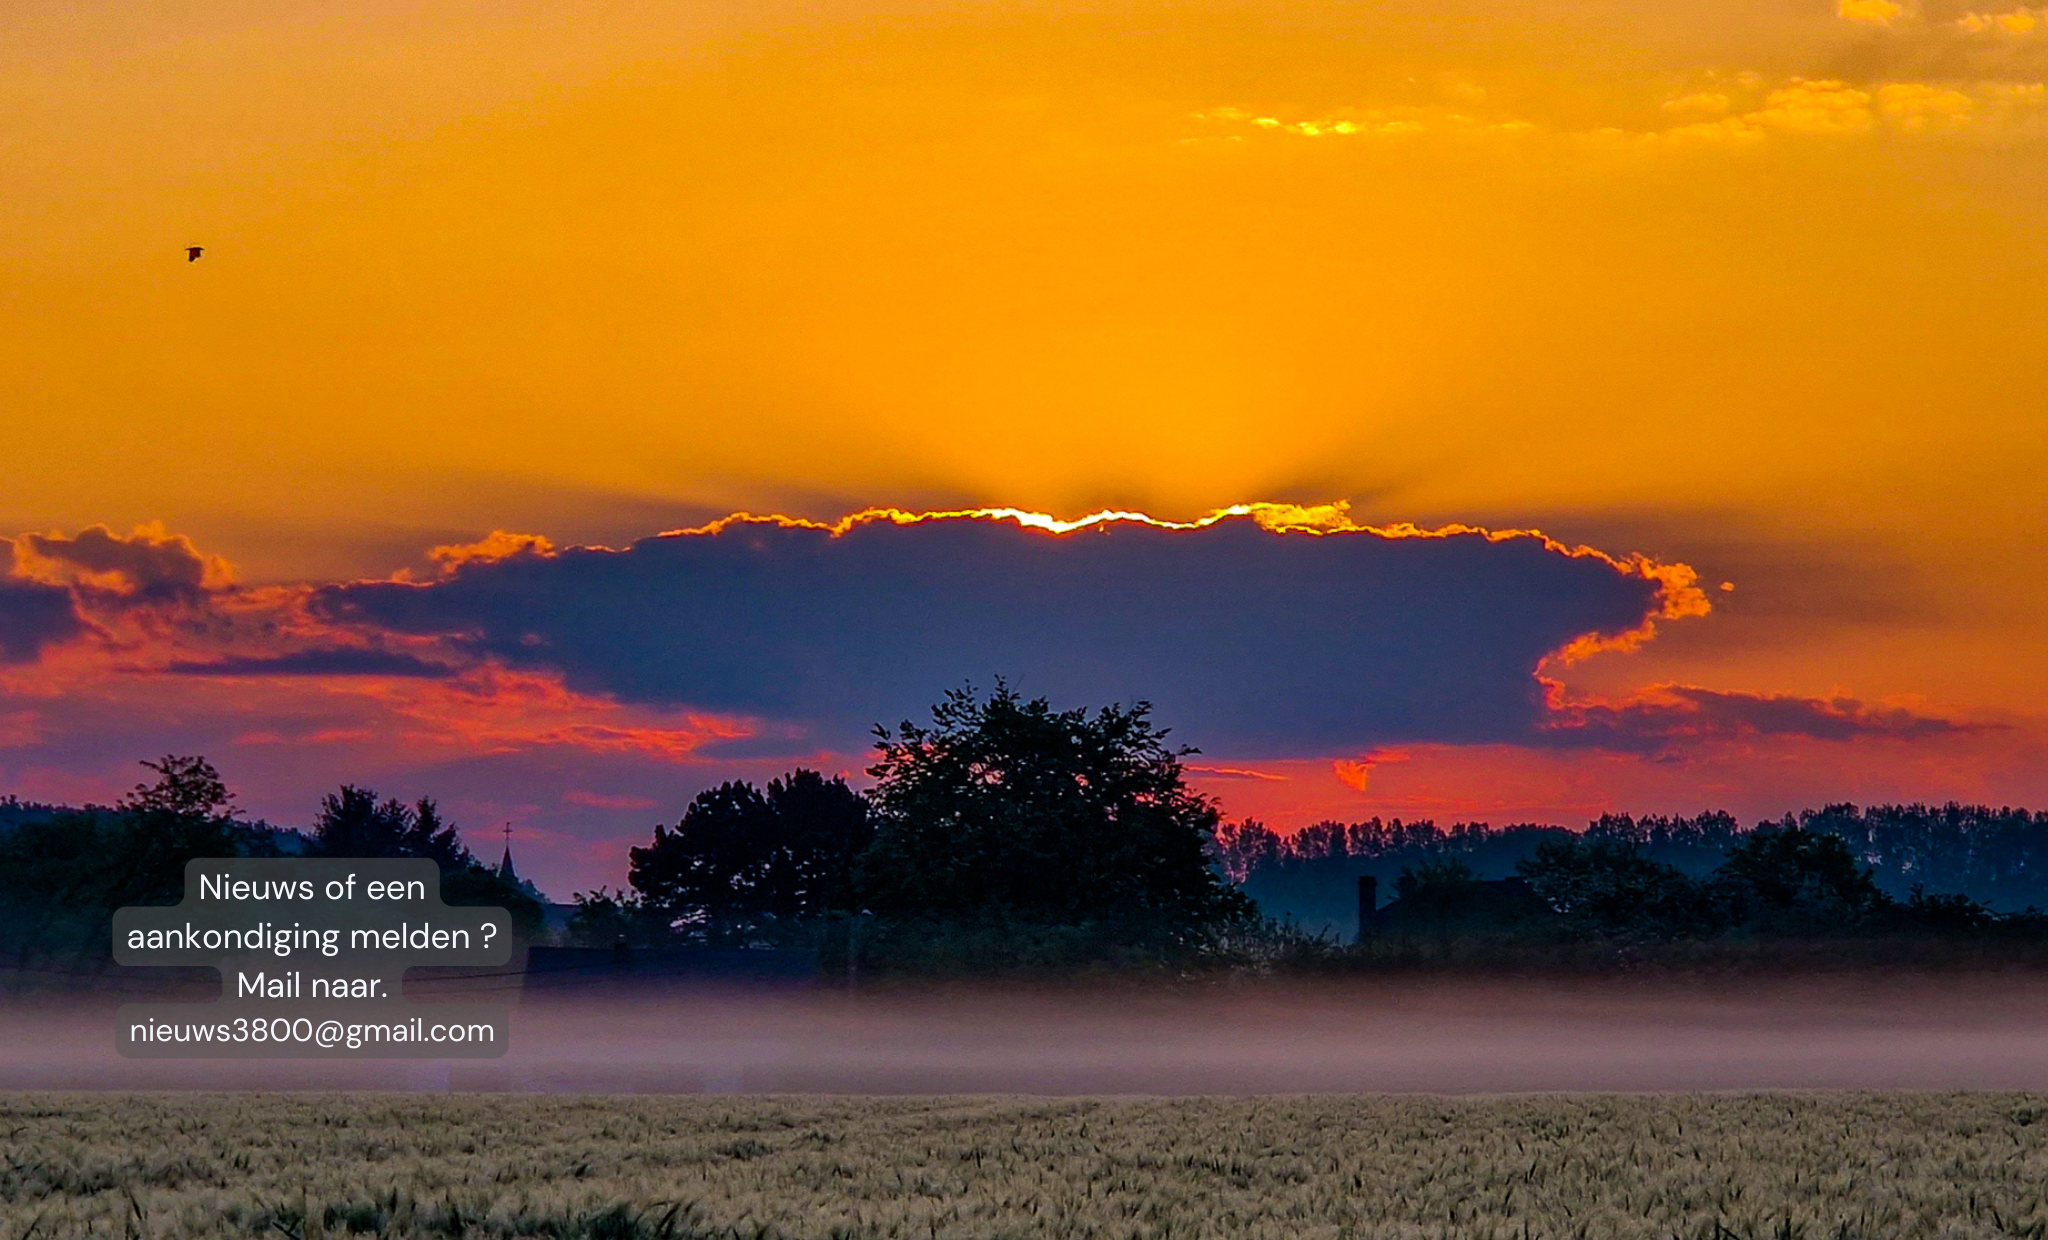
(9, 685, 2048, 979)
(569, 684, 1251, 972)
(0, 758, 542, 979)
(1360, 830, 2018, 954)
(1, 686, 1258, 977)
(1224, 804, 2048, 940)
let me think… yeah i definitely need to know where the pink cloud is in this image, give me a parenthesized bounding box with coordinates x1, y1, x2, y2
(563, 789, 661, 810)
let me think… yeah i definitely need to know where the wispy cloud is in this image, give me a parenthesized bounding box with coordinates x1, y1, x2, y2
(1958, 7, 2048, 36)
(1537, 682, 1981, 757)
(164, 650, 457, 678)
(1837, 0, 2048, 35)
(1840, 0, 1909, 26)
(1185, 764, 1291, 783)
(1192, 73, 2046, 149)
(563, 789, 661, 811)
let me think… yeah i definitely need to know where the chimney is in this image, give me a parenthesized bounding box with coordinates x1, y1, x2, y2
(1357, 875, 1378, 943)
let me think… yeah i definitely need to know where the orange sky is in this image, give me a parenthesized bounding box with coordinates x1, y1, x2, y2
(4, 0, 2045, 893)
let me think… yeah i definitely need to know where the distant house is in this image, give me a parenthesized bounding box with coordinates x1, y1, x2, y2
(519, 944, 818, 991)
(1356, 874, 1543, 941)
(541, 902, 581, 940)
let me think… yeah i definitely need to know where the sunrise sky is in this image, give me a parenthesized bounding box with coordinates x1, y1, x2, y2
(4, 0, 2045, 894)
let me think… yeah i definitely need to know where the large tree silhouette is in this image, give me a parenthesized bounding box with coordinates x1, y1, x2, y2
(309, 785, 542, 937)
(1714, 824, 1888, 929)
(629, 769, 873, 946)
(2, 756, 265, 968)
(309, 786, 469, 870)
(118, 755, 238, 820)
(856, 683, 1252, 941)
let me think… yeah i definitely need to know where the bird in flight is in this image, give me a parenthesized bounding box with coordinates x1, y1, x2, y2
(186, 246, 204, 262)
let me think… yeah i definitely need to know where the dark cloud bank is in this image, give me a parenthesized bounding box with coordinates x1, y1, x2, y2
(0, 577, 84, 664)
(0, 537, 89, 664)
(315, 514, 1673, 756)
(10, 514, 1968, 759)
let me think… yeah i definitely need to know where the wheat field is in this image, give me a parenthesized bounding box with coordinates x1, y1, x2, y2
(6, 1092, 2048, 1239)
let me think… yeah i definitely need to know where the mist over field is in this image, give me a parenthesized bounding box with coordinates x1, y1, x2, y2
(12, 975, 2048, 1094)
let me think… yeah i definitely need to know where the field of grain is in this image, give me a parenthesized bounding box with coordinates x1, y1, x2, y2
(7, 1092, 2048, 1240)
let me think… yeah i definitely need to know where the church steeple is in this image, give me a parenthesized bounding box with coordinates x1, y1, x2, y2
(496, 821, 517, 883)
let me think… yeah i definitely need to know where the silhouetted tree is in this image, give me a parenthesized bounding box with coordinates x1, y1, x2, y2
(308, 786, 542, 939)
(1584, 811, 1743, 876)
(628, 770, 873, 946)
(118, 755, 238, 820)
(310, 786, 470, 870)
(1519, 838, 1718, 942)
(1, 756, 275, 972)
(96, 756, 251, 911)
(562, 886, 671, 949)
(855, 684, 1252, 947)
(1714, 825, 1889, 931)
(1894, 885, 1998, 934)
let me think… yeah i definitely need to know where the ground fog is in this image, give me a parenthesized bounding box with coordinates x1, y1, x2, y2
(8, 973, 2048, 1093)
